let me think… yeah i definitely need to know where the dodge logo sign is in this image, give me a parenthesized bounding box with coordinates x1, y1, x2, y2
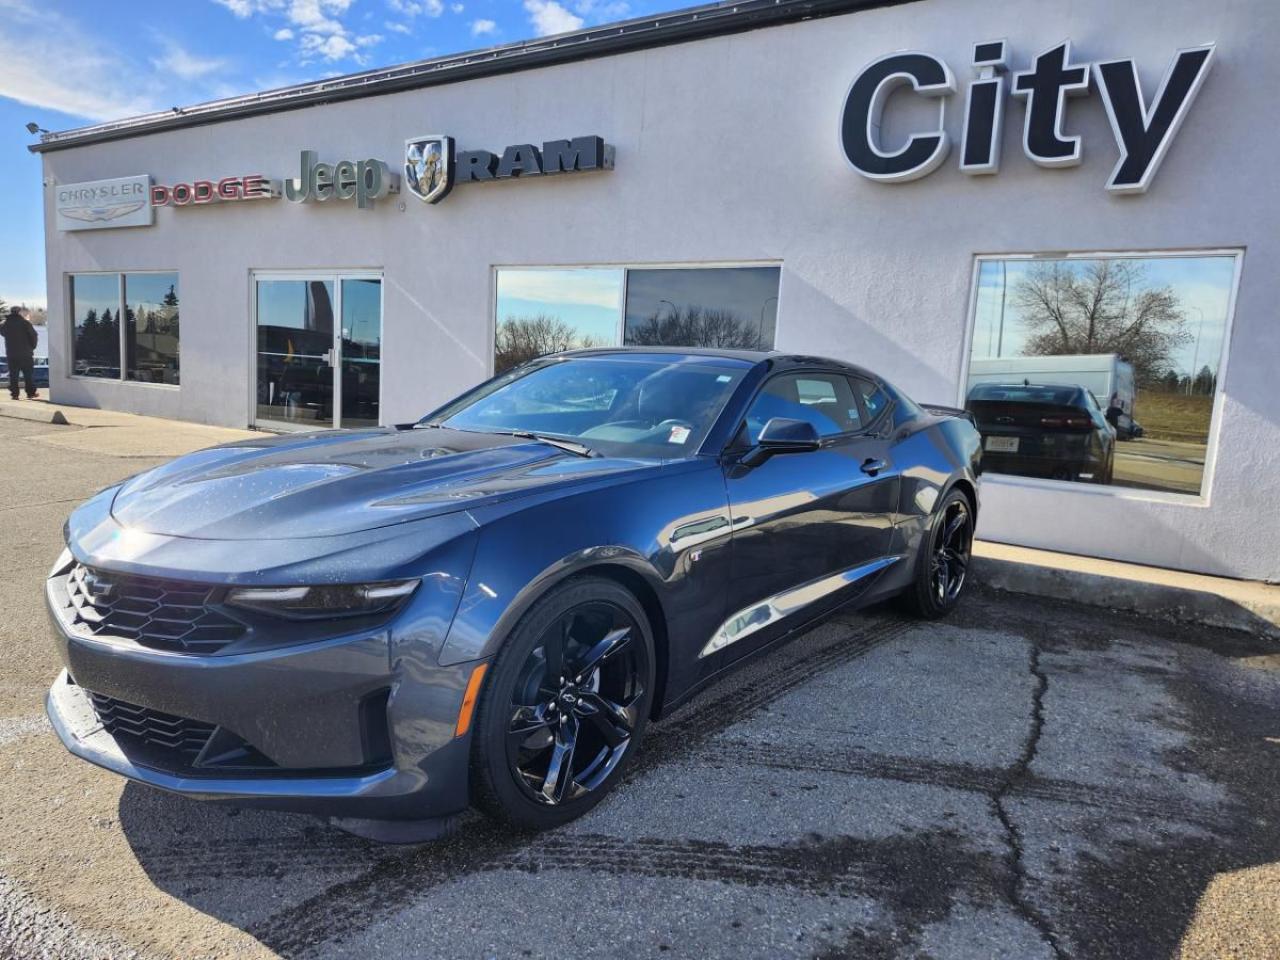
(405, 135, 454, 204)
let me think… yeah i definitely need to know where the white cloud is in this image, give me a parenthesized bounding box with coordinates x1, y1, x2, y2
(300, 31, 355, 59)
(384, 19, 411, 33)
(273, 26, 294, 39)
(524, 0, 582, 36)
(0, 3, 164, 120)
(387, 0, 443, 16)
(213, 0, 255, 15)
(470, 17, 495, 35)
(451, 2, 464, 12)
(151, 42, 229, 81)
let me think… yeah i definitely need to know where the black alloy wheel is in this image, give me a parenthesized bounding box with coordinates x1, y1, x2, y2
(900, 488, 974, 619)
(471, 577, 654, 829)
(930, 496, 972, 607)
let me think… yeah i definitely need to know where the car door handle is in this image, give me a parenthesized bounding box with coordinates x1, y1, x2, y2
(861, 458, 888, 476)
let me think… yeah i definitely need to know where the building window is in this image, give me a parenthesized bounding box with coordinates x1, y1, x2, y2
(69, 274, 121, 379)
(70, 272, 179, 386)
(494, 264, 781, 375)
(125, 273, 180, 385)
(965, 251, 1241, 497)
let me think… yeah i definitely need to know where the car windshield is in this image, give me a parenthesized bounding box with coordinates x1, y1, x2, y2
(426, 355, 748, 459)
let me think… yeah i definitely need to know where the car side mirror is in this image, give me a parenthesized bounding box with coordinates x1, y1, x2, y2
(741, 417, 821, 466)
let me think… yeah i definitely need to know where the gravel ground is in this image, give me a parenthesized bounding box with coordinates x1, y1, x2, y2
(2, 414, 1278, 959)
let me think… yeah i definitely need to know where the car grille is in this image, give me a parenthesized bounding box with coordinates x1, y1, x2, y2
(88, 692, 216, 765)
(65, 562, 245, 654)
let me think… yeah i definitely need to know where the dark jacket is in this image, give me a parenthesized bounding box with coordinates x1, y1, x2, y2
(1, 314, 38, 361)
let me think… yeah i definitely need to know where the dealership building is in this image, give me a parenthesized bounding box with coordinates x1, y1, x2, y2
(30, 0, 1279, 582)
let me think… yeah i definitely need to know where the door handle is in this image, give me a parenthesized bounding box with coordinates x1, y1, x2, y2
(861, 458, 888, 476)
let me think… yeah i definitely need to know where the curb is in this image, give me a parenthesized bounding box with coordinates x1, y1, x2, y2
(972, 545, 1280, 641)
(0, 403, 68, 426)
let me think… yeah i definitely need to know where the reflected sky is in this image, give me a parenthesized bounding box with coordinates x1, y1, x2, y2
(972, 255, 1237, 378)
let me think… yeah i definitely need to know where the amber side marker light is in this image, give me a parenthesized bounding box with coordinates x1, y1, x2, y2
(455, 663, 489, 737)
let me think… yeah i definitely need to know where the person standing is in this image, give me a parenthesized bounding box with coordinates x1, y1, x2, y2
(1, 306, 39, 400)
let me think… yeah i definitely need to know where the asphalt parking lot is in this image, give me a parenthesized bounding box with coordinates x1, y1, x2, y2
(2, 413, 1279, 959)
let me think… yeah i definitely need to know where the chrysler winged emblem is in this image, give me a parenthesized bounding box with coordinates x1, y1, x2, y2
(404, 135, 454, 204)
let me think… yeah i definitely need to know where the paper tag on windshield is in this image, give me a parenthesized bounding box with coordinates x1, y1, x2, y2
(668, 425, 691, 444)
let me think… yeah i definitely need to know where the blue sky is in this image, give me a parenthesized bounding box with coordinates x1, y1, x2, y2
(0, 0, 678, 307)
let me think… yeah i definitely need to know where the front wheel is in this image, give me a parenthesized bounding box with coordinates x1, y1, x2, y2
(899, 489, 974, 619)
(469, 577, 655, 830)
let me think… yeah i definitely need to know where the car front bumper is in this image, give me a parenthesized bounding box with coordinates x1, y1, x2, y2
(44, 579, 481, 822)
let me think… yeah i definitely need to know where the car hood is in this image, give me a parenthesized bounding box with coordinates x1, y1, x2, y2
(110, 427, 653, 540)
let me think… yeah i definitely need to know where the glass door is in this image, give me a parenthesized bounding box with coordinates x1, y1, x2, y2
(339, 278, 382, 428)
(254, 275, 382, 430)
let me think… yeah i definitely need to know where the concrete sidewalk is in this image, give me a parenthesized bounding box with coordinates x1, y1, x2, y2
(3, 396, 1277, 640)
(0, 396, 255, 457)
(973, 540, 1280, 639)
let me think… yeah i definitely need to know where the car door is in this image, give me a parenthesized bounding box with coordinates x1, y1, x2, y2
(704, 370, 901, 666)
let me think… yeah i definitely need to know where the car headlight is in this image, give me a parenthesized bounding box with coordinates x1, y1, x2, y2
(225, 580, 420, 620)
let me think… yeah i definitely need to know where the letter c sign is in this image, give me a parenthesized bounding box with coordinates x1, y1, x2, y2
(840, 51, 956, 182)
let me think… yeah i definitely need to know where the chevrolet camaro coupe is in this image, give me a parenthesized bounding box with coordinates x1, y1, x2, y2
(46, 349, 981, 840)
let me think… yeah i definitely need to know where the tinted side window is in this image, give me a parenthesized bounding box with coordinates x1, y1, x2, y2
(850, 377, 890, 422)
(744, 373, 862, 443)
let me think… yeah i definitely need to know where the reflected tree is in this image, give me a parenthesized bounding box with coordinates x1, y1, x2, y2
(495, 314, 599, 374)
(626, 306, 767, 350)
(1013, 260, 1188, 383)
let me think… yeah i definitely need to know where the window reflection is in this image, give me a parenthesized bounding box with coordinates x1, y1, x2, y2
(340, 278, 381, 428)
(492, 265, 782, 376)
(494, 268, 623, 375)
(966, 254, 1239, 495)
(256, 280, 335, 427)
(624, 267, 779, 350)
(124, 273, 179, 385)
(70, 274, 121, 379)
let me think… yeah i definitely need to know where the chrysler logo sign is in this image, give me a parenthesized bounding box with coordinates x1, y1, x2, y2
(55, 175, 153, 232)
(839, 40, 1215, 193)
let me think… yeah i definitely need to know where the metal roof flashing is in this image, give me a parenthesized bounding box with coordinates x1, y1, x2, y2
(29, 0, 915, 154)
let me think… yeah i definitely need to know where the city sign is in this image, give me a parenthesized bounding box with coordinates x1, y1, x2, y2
(839, 40, 1215, 193)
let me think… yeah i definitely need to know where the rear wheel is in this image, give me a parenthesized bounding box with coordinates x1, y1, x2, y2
(900, 488, 973, 619)
(470, 577, 655, 830)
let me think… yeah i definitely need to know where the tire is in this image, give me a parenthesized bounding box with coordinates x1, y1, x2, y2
(898, 488, 974, 619)
(469, 576, 656, 830)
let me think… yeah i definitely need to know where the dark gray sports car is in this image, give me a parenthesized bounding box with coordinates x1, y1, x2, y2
(45, 349, 981, 840)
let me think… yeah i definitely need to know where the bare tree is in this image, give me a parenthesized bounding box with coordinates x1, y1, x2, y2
(626, 306, 766, 350)
(495, 314, 598, 374)
(1012, 260, 1188, 384)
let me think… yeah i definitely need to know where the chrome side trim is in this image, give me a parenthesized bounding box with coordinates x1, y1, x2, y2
(698, 555, 902, 659)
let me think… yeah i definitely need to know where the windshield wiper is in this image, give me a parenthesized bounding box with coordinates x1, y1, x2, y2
(509, 431, 596, 458)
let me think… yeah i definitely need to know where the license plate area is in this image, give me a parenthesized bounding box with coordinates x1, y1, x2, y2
(985, 436, 1020, 453)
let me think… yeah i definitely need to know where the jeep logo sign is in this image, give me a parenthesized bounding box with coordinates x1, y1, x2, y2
(839, 40, 1215, 194)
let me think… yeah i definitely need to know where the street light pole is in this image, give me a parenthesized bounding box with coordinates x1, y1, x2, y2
(1187, 305, 1206, 395)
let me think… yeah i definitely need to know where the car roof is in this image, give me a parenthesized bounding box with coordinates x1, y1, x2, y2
(972, 382, 1085, 392)
(558, 346, 883, 380)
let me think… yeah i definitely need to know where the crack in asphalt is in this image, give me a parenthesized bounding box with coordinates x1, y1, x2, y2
(991, 638, 1066, 960)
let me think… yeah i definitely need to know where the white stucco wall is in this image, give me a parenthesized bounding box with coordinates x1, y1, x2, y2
(38, 0, 1280, 581)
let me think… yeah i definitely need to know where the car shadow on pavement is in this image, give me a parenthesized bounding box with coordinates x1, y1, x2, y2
(115, 595, 1280, 960)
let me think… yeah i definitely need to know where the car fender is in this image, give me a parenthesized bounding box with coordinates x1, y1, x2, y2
(437, 458, 732, 669)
